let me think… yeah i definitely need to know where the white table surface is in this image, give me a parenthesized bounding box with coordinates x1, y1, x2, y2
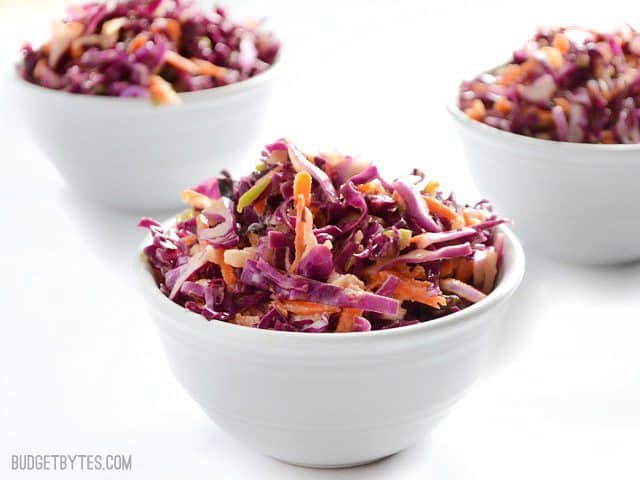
(1, 1, 639, 478)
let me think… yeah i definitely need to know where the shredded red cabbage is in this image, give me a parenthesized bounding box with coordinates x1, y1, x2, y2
(140, 140, 506, 332)
(18, 0, 280, 105)
(459, 26, 640, 143)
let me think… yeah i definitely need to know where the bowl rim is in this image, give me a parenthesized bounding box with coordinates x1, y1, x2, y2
(446, 99, 640, 153)
(135, 220, 525, 343)
(12, 54, 282, 108)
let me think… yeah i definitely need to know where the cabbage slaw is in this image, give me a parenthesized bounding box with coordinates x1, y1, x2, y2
(459, 26, 640, 143)
(19, 0, 280, 105)
(140, 140, 506, 332)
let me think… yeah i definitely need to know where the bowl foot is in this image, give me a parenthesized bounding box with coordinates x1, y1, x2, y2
(271, 452, 398, 469)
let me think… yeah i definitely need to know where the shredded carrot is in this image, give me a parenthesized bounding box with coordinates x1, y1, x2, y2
(149, 75, 181, 105)
(521, 58, 541, 75)
(164, 50, 199, 74)
(211, 247, 237, 290)
(496, 64, 522, 86)
(498, 58, 540, 85)
(356, 180, 386, 195)
(233, 314, 260, 327)
(374, 271, 444, 309)
(41, 42, 51, 56)
(392, 191, 405, 208)
(392, 264, 427, 281)
(369, 265, 426, 286)
(464, 99, 486, 121)
(425, 197, 464, 229)
(536, 108, 555, 128)
(191, 58, 227, 78)
(394, 279, 444, 308)
(395, 287, 445, 308)
(290, 193, 316, 273)
(253, 195, 268, 216)
(335, 308, 362, 333)
(33, 59, 48, 80)
(276, 300, 340, 316)
(494, 97, 513, 115)
(600, 130, 616, 144)
(552, 33, 570, 54)
(463, 208, 485, 226)
(455, 258, 474, 283)
(291, 196, 306, 271)
(293, 171, 312, 207)
(554, 97, 570, 113)
(69, 40, 84, 59)
(128, 33, 149, 53)
(540, 46, 564, 70)
(150, 18, 182, 45)
(165, 18, 182, 45)
(440, 259, 455, 278)
(182, 234, 198, 248)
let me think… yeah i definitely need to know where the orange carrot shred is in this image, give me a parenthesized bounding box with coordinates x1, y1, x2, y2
(463, 208, 485, 226)
(276, 300, 340, 316)
(600, 130, 616, 144)
(164, 18, 182, 45)
(191, 58, 227, 78)
(151, 18, 182, 45)
(536, 108, 554, 128)
(464, 99, 486, 121)
(128, 33, 149, 53)
(290, 193, 316, 273)
(497, 64, 522, 86)
(164, 50, 199, 74)
(373, 271, 444, 309)
(70, 40, 84, 59)
(149, 75, 181, 105)
(356, 180, 386, 195)
(212, 248, 237, 290)
(253, 195, 268, 216)
(33, 59, 48, 80)
(293, 198, 306, 269)
(554, 97, 570, 113)
(425, 197, 465, 229)
(335, 308, 362, 333)
(552, 33, 570, 54)
(391, 264, 427, 281)
(494, 97, 513, 114)
(293, 171, 312, 207)
(440, 259, 455, 278)
(455, 258, 474, 283)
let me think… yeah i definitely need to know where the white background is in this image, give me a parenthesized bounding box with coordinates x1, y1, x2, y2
(1, 1, 639, 478)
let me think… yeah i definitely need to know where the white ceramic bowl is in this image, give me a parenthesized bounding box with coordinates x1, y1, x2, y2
(14, 63, 280, 210)
(448, 101, 640, 265)
(136, 223, 525, 468)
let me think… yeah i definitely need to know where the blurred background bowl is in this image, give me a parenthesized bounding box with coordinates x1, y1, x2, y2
(448, 101, 640, 265)
(13, 62, 280, 211)
(137, 222, 525, 468)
